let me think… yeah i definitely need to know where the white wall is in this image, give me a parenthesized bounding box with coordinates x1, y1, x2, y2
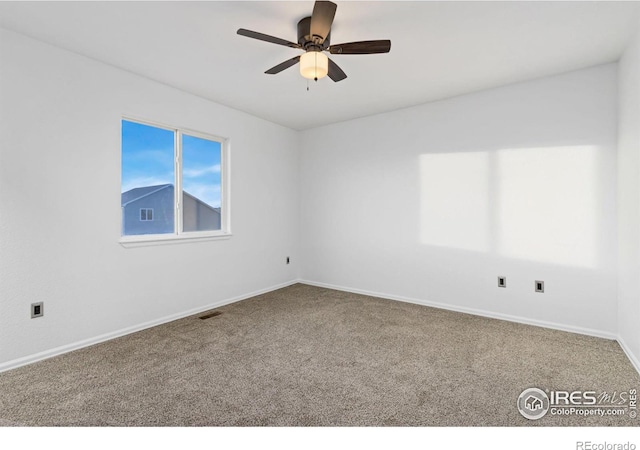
(618, 21, 640, 371)
(0, 26, 633, 373)
(300, 64, 619, 337)
(0, 29, 299, 369)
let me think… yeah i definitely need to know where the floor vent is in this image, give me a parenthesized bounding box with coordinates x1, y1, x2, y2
(199, 311, 223, 320)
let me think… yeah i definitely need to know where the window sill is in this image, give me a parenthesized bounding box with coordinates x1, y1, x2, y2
(119, 232, 232, 248)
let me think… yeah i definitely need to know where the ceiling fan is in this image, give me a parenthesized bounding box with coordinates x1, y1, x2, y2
(237, 1, 391, 82)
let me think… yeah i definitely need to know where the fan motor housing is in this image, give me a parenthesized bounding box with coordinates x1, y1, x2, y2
(297, 16, 331, 51)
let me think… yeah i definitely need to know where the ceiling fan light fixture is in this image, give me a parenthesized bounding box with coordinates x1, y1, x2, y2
(300, 51, 328, 80)
(237, 0, 390, 83)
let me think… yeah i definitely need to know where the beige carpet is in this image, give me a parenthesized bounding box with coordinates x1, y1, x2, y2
(0, 284, 638, 426)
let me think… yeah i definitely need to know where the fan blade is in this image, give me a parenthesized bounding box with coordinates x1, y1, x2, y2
(265, 55, 301, 75)
(327, 57, 347, 82)
(329, 40, 391, 55)
(237, 29, 301, 49)
(310, 1, 337, 44)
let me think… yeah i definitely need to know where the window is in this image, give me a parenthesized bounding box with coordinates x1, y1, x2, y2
(140, 208, 154, 222)
(121, 118, 229, 243)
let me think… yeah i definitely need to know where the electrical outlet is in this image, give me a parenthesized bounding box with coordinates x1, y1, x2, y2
(535, 281, 544, 293)
(286, 256, 290, 264)
(31, 302, 44, 318)
(498, 276, 506, 288)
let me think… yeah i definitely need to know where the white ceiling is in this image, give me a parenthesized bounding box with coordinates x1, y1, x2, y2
(0, 1, 638, 130)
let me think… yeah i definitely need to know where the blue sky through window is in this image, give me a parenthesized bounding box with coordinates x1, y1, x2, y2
(182, 134, 221, 208)
(121, 120, 221, 208)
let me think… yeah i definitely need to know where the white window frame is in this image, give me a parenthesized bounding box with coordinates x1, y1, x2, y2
(120, 117, 231, 247)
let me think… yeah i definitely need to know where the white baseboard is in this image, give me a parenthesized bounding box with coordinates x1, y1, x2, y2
(303, 279, 640, 376)
(5, 279, 636, 377)
(617, 335, 640, 376)
(299, 279, 618, 341)
(0, 280, 298, 374)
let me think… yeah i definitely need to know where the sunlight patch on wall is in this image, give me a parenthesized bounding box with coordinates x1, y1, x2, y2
(419, 145, 598, 268)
